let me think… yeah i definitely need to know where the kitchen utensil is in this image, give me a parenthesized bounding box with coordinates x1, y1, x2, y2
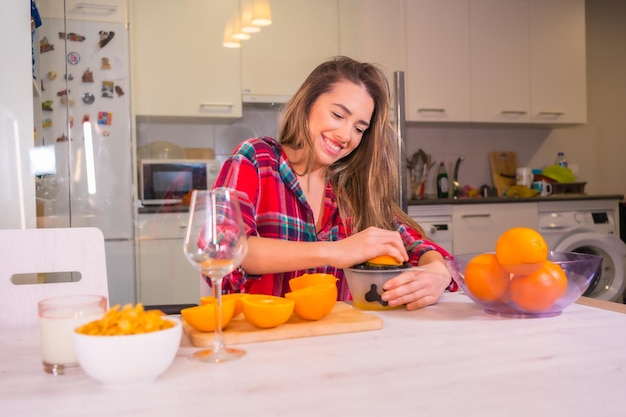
(488, 151, 518, 196)
(516, 167, 534, 187)
(182, 302, 382, 347)
(343, 265, 427, 310)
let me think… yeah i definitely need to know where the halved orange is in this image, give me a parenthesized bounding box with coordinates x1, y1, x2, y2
(181, 299, 235, 332)
(366, 255, 402, 267)
(288, 273, 338, 291)
(285, 283, 338, 321)
(241, 295, 294, 329)
(200, 293, 249, 317)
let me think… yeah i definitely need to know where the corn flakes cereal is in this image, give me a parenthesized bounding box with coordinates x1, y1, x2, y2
(76, 303, 175, 336)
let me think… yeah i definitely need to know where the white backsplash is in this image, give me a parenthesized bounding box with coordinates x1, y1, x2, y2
(138, 104, 559, 199)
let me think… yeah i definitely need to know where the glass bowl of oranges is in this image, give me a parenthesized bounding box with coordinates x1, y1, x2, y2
(446, 250, 602, 318)
(445, 227, 603, 318)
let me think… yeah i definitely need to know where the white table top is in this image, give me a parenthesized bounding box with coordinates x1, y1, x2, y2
(1, 292, 626, 417)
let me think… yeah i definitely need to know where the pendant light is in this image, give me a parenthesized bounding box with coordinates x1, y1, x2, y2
(240, 0, 261, 33)
(251, 0, 272, 27)
(222, 19, 241, 48)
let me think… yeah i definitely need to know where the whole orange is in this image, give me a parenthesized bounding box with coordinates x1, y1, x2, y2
(495, 227, 548, 275)
(509, 261, 568, 312)
(285, 283, 338, 320)
(181, 299, 236, 332)
(464, 253, 510, 302)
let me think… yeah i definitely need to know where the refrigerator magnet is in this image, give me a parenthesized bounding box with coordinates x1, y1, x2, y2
(82, 68, 94, 83)
(40, 36, 54, 53)
(97, 31, 115, 49)
(101, 81, 114, 98)
(101, 57, 111, 70)
(115, 85, 125, 96)
(82, 92, 95, 105)
(98, 111, 112, 126)
(67, 51, 80, 65)
(42, 100, 53, 112)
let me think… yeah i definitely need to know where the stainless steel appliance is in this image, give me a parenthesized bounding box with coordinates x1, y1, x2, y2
(139, 159, 221, 206)
(393, 71, 408, 213)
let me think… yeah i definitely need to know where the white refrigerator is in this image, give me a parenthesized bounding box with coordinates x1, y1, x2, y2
(35, 17, 135, 305)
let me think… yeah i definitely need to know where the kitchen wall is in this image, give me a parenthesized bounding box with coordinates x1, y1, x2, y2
(137, 0, 625, 200)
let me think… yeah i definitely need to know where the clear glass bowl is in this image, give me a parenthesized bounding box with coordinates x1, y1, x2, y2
(445, 251, 603, 318)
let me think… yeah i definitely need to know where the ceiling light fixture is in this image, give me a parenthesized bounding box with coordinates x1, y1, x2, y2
(240, 0, 261, 33)
(251, 0, 272, 27)
(222, 20, 241, 48)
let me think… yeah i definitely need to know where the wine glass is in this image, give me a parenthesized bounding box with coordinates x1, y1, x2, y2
(183, 188, 248, 362)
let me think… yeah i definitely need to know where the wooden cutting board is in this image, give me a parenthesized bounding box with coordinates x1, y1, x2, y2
(488, 151, 518, 196)
(183, 302, 383, 347)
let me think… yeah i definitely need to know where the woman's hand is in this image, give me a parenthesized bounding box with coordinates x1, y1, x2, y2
(329, 227, 409, 269)
(380, 250, 452, 310)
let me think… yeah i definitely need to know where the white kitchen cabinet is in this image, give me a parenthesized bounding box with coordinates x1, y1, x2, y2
(470, 0, 530, 123)
(405, 0, 472, 122)
(338, 0, 404, 88)
(37, 0, 128, 23)
(470, 0, 586, 124)
(529, 0, 586, 123)
(404, 0, 586, 125)
(452, 203, 539, 255)
(137, 212, 202, 305)
(240, 0, 339, 102)
(130, 0, 242, 119)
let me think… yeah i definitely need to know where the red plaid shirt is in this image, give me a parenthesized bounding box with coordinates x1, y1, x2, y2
(215, 137, 455, 299)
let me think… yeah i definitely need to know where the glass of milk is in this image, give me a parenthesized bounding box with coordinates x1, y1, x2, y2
(38, 294, 107, 375)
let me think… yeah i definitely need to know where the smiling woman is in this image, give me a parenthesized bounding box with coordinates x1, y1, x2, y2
(211, 56, 456, 310)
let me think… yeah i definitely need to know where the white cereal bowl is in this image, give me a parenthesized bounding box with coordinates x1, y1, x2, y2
(73, 318, 182, 387)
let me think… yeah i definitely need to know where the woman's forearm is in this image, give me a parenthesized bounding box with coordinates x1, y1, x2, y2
(241, 236, 334, 275)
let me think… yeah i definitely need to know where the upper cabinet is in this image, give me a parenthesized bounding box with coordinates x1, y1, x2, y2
(529, 0, 586, 124)
(240, 0, 339, 103)
(404, 0, 586, 125)
(338, 0, 404, 88)
(38, 0, 128, 22)
(405, 0, 471, 122)
(130, 0, 242, 119)
(470, 0, 530, 123)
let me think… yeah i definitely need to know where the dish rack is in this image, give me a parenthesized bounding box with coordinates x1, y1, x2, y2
(551, 182, 587, 194)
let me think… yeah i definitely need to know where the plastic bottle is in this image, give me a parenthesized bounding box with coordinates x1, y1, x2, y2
(555, 152, 568, 168)
(436, 162, 448, 199)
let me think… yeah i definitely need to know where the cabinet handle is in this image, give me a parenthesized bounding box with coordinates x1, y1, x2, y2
(75, 3, 118, 11)
(537, 111, 564, 117)
(199, 103, 234, 112)
(461, 213, 491, 219)
(199, 103, 233, 108)
(500, 110, 527, 115)
(417, 108, 446, 113)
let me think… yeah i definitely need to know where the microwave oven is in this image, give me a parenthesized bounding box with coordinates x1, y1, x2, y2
(139, 159, 221, 205)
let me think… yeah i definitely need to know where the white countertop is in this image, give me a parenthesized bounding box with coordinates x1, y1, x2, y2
(1, 293, 626, 417)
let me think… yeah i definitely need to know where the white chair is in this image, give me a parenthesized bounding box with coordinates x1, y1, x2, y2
(0, 227, 109, 328)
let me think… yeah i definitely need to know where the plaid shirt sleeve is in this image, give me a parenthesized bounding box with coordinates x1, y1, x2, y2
(397, 221, 458, 292)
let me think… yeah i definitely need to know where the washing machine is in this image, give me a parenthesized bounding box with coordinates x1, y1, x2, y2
(408, 205, 453, 255)
(538, 199, 626, 302)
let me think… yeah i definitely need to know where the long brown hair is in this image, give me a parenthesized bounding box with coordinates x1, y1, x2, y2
(279, 56, 425, 236)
